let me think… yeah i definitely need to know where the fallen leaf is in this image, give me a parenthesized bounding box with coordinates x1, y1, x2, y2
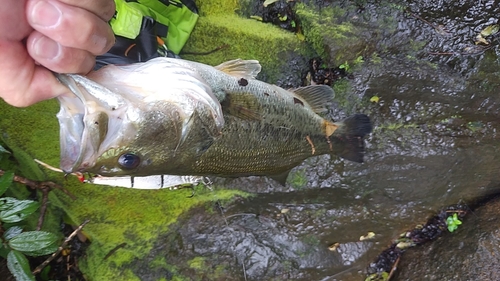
(328, 242, 340, 251)
(480, 24, 499, 37)
(360, 231, 376, 241)
(475, 34, 489, 45)
(370, 96, 380, 103)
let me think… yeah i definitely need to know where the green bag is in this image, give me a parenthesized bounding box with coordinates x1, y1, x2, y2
(110, 0, 199, 55)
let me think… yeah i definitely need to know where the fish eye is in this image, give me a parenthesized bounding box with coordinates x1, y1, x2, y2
(118, 153, 141, 170)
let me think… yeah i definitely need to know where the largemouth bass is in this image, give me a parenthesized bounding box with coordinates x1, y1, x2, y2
(56, 58, 372, 184)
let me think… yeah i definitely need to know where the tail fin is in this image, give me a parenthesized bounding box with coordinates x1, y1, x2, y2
(333, 114, 372, 163)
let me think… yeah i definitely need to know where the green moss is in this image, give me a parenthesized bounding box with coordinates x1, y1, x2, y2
(188, 256, 206, 269)
(183, 14, 308, 82)
(289, 168, 307, 190)
(0, 99, 248, 280)
(0, 99, 60, 174)
(409, 39, 426, 52)
(295, 4, 361, 65)
(196, 0, 238, 16)
(0, 1, 373, 279)
(64, 183, 247, 278)
(332, 79, 354, 108)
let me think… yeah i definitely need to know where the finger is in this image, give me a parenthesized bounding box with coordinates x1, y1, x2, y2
(58, 0, 115, 22)
(27, 31, 96, 74)
(0, 0, 32, 41)
(26, 0, 115, 56)
(0, 40, 69, 107)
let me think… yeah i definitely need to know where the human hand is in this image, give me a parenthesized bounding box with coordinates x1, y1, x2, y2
(0, 0, 115, 107)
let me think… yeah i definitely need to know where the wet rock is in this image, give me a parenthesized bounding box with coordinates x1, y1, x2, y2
(1, 0, 499, 280)
(395, 195, 500, 280)
(136, 191, 379, 280)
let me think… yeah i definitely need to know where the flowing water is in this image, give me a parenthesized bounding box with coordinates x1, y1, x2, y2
(139, 1, 500, 280)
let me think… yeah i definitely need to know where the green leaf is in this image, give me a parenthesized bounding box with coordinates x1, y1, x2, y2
(20, 244, 59, 257)
(0, 136, 46, 181)
(0, 170, 14, 196)
(9, 231, 59, 256)
(4, 226, 24, 240)
(250, 15, 263, 21)
(480, 24, 499, 37)
(0, 197, 40, 223)
(7, 250, 35, 281)
(40, 265, 52, 281)
(446, 213, 462, 232)
(370, 96, 380, 103)
(0, 242, 11, 258)
(278, 14, 288, 21)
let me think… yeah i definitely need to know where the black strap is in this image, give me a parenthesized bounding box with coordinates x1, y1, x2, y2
(157, 0, 198, 14)
(95, 17, 172, 69)
(95, 53, 138, 70)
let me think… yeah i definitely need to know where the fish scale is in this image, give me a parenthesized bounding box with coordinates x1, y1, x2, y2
(56, 57, 372, 184)
(167, 58, 332, 136)
(191, 115, 335, 176)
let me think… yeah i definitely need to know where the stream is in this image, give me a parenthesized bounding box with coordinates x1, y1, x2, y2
(132, 1, 500, 280)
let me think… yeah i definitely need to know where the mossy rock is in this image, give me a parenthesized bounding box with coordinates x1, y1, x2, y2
(182, 13, 313, 87)
(0, 99, 247, 280)
(295, 3, 372, 66)
(0, 4, 311, 279)
(0, 1, 377, 280)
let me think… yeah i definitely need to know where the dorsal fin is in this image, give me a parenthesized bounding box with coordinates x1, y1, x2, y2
(214, 59, 262, 79)
(291, 85, 335, 114)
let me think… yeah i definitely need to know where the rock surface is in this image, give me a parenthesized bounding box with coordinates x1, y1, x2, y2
(396, 196, 500, 281)
(1, 0, 499, 280)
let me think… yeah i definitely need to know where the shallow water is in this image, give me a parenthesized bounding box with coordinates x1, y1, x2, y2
(142, 1, 500, 280)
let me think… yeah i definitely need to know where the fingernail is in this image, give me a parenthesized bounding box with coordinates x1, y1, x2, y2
(33, 36, 61, 59)
(31, 1, 61, 27)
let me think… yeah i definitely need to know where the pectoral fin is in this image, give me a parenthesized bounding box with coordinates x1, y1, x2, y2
(221, 93, 262, 121)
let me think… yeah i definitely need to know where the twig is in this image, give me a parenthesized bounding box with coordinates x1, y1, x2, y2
(103, 243, 127, 260)
(405, 9, 435, 29)
(387, 256, 401, 280)
(181, 44, 230, 56)
(445, 209, 467, 214)
(36, 188, 49, 231)
(427, 52, 456, 55)
(0, 169, 76, 200)
(34, 159, 64, 173)
(428, 45, 494, 56)
(32, 219, 90, 275)
(35, 158, 85, 185)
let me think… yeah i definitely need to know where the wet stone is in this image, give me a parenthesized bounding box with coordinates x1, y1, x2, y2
(395, 195, 500, 280)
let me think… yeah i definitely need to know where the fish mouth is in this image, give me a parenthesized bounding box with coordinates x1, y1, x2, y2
(56, 74, 129, 174)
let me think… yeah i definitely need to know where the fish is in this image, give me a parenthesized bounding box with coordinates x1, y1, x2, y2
(56, 57, 372, 184)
